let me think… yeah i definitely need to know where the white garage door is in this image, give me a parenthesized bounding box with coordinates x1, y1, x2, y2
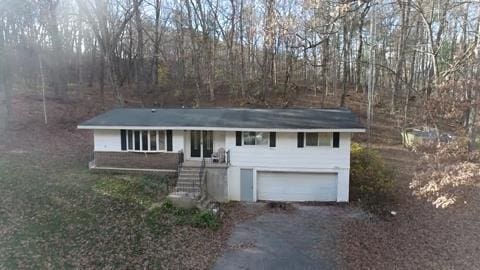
(257, 172, 337, 202)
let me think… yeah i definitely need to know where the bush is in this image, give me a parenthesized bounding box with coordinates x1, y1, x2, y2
(410, 137, 480, 208)
(191, 211, 220, 230)
(350, 143, 394, 214)
(158, 199, 220, 230)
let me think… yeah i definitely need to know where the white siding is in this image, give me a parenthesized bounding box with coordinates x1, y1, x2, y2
(225, 132, 351, 169)
(94, 130, 121, 151)
(172, 130, 184, 152)
(226, 132, 352, 202)
(213, 131, 226, 152)
(227, 167, 241, 201)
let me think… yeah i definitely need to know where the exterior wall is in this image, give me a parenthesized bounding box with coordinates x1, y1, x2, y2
(172, 130, 184, 152)
(226, 132, 352, 202)
(205, 167, 228, 202)
(94, 130, 121, 151)
(225, 132, 351, 168)
(91, 129, 352, 202)
(227, 166, 349, 202)
(213, 132, 226, 152)
(94, 151, 180, 170)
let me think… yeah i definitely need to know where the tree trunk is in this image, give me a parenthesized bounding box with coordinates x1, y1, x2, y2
(39, 55, 48, 125)
(152, 0, 161, 87)
(0, 15, 11, 132)
(355, 5, 369, 92)
(239, 0, 246, 97)
(391, 0, 410, 114)
(133, 0, 146, 105)
(340, 16, 349, 107)
(46, 0, 68, 99)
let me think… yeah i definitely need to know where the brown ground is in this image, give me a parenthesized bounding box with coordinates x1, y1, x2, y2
(1, 85, 480, 269)
(337, 109, 480, 269)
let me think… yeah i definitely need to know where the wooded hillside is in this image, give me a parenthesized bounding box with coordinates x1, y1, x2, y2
(1, 0, 480, 148)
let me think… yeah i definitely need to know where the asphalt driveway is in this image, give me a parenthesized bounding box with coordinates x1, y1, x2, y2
(213, 204, 365, 270)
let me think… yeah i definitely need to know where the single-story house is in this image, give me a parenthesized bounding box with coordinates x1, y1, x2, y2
(78, 108, 365, 203)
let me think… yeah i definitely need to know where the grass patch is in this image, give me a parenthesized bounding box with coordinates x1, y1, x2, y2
(0, 154, 222, 268)
(93, 174, 168, 208)
(146, 199, 221, 231)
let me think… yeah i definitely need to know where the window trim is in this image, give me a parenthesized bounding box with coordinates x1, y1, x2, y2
(124, 129, 167, 153)
(304, 132, 333, 148)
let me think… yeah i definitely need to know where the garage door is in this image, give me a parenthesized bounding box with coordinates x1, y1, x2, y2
(257, 172, 337, 202)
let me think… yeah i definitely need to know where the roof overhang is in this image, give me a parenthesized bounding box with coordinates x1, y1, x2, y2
(77, 125, 366, 133)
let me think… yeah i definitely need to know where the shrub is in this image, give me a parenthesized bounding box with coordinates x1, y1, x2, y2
(350, 143, 394, 214)
(158, 199, 220, 229)
(410, 137, 480, 208)
(191, 211, 220, 230)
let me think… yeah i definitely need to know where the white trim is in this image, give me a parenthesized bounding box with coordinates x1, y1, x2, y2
(253, 169, 258, 202)
(125, 129, 167, 152)
(78, 125, 365, 133)
(238, 167, 346, 172)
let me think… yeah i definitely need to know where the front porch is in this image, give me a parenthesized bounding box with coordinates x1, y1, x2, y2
(183, 130, 228, 162)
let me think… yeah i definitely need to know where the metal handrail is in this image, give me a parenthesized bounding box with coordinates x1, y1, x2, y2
(226, 149, 231, 165)
(197, 158, 206, 197)
(199, 157, 206, 181)
(176, 150, 184, 177)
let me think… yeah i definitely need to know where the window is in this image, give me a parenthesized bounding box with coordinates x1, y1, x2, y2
(142, 131, 148, 150)
(243, 132, 256, 145)
(243, 132, 268, 145)
(158, 130, 166, 150)
(123, 130, 166, 152)
(306, 133, 318, 146)
(318, 133, 331, 146)
(127, 130, 133, 150)
(305, 132, 332, 147)
(134, 131, 140, 150)
(150, 131, 157, 151)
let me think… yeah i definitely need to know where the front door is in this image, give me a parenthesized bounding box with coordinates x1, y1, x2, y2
(191, 131, 201, 157)
(202, 131, 213, 158)
(190, 131, 213, 158)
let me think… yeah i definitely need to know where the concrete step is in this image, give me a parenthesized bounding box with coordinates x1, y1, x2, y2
(175, 185, 200, 190)
(176, 182, 201, 187)
(178, 176, 200, 181)
(178, 173, 200, 178)
(175, 187, 200, 194)
(179, 170, 200, 173)
(177, 177, 200, 181)
(180, 167, 201, 171)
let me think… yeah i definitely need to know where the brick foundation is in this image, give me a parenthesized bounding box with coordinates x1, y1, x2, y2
(94, 151, 179, 170)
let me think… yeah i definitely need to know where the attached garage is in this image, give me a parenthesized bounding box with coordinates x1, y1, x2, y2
(257, 172, 338, 202)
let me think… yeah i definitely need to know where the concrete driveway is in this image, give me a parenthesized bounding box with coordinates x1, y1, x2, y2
(213, 204, 365, 270)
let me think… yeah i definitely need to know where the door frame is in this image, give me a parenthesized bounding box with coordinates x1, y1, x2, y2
(189, 130, 213, 159)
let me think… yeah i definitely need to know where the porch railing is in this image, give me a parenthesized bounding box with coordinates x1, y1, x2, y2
(176, 150, 184, 176)
(198, 158, 207, 198)
(226, 149, 231, 165)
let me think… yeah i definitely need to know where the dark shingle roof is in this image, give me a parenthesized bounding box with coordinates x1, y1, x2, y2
(78, 108, 365, 130)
